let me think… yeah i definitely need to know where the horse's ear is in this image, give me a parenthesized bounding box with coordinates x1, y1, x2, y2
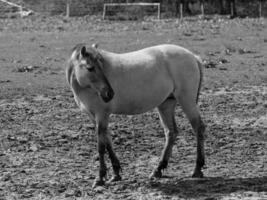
(80, 46, 87, 58)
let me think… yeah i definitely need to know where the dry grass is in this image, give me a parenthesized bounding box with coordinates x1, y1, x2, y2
(0, 16, 266, 200)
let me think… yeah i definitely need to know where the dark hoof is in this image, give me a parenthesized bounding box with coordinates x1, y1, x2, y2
(149, 170, 162, 179)
(92, 178, 105, 188)
(192, 170, 204, 178)
(108, 175, 122, 183)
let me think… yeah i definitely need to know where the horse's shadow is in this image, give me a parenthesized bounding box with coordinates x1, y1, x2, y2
(148, 176, 267, 198)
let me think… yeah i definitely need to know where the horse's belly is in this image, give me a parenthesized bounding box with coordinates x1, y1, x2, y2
(111, 98, 163, 115)
(111, 85, 172, 115)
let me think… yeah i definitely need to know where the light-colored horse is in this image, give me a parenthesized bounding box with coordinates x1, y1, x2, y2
(66, 43, 206, 188)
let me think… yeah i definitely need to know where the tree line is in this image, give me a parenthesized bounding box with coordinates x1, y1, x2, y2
(109, 0, 264, 18)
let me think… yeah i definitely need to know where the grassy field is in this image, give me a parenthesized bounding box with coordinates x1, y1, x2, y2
(0, 15, 266, 199)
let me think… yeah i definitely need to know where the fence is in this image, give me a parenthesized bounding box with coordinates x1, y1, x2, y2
(0, 0, 266, 19)
(102, 2, 161, 20)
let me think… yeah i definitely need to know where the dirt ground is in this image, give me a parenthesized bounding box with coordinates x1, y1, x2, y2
(0, 15, 266, 200)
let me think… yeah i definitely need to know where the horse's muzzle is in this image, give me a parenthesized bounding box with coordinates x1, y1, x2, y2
(100, 87, 114, 103)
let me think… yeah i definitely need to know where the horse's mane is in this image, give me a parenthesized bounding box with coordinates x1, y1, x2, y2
(70, 43, 102, 62)
(66, 43, 86, 85)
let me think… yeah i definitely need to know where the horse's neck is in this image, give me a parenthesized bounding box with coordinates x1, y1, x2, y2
(101, 50, 122, 71)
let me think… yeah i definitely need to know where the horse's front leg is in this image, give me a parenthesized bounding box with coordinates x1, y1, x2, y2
(92, 114, 121, 188)
(106, 130, 122, 182)
(93, 118, 108, 188)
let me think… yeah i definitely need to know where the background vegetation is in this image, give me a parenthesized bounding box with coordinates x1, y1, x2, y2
(0, 0, 266, 18)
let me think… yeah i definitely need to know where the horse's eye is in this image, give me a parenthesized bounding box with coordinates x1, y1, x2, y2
(87, 66, 95, 72)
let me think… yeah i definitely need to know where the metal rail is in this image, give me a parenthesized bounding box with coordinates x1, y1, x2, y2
(0, 0, 22, 8)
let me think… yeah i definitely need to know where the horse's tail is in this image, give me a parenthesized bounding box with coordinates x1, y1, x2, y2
(194, 55, 203, 104)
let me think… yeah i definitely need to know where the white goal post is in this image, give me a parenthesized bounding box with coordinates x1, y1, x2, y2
(102, 2, 161, 20)
(0, 0, 33, 17)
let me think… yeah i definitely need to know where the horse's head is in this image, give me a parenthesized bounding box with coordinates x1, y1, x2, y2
(71, 44, 114, 103)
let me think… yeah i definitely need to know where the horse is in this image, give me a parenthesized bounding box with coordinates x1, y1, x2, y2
(66, 43, 206, 188)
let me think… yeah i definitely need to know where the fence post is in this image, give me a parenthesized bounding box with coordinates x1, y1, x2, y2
(230, 2, 233, 17)
(66, 0, 71, 17)
(259, 0, 262, 18)
(179, 3, 183, 20)
(200, 1, 204, 17)
(102, 4, 106, 20)
(230, 0, 237, 18)
(157, 3, 160, 20)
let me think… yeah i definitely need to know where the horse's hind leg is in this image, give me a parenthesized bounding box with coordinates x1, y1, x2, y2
(150, 98, 178, 179)
(177, 94, 206, 178)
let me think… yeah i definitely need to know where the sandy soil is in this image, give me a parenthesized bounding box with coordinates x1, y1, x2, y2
(0, 15, 266, 200)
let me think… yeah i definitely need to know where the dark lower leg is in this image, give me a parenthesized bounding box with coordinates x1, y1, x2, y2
(152, 136, 175, 178)
(93, 143, 107, 187)
(151, 121, 178, 178)
(106, 141, 122, 182)
(150, 100, 177, 179)
(192, 118, 206, 178)
(93, 119, 109, 188)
